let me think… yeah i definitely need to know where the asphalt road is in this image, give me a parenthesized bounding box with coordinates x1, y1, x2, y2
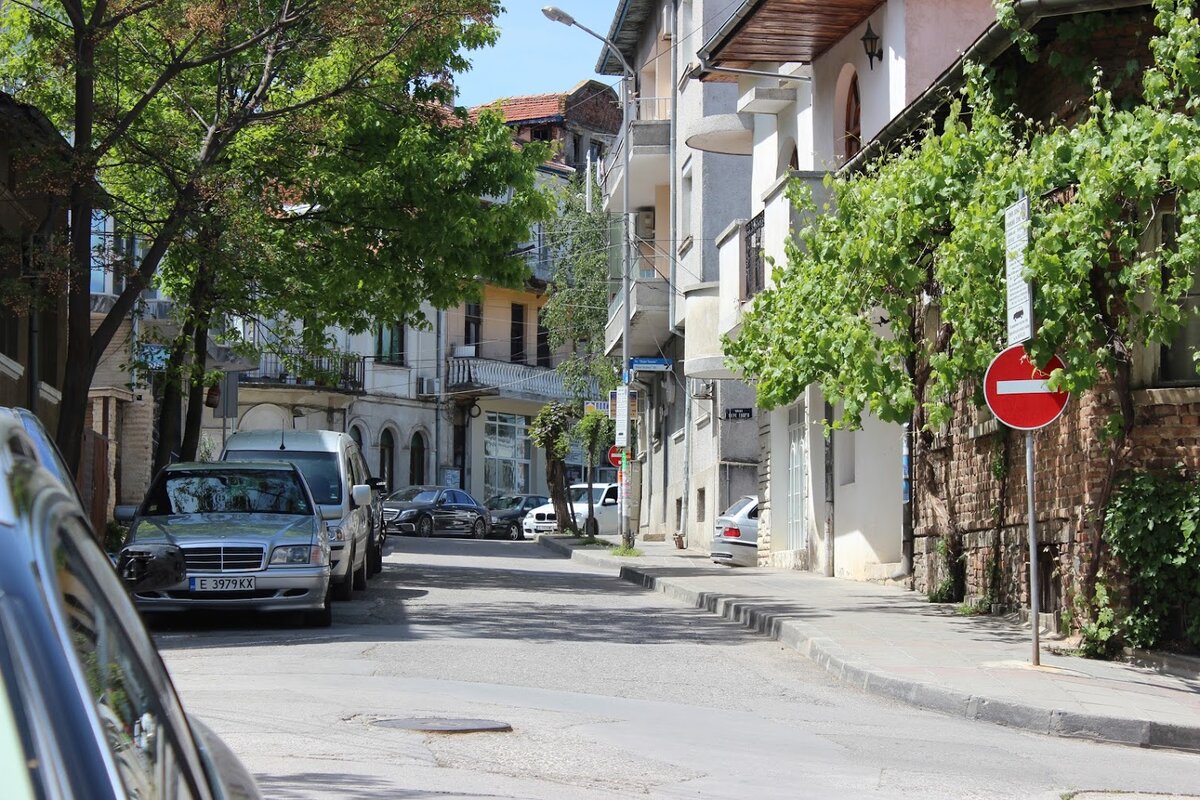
(155, 537, 1200, 799)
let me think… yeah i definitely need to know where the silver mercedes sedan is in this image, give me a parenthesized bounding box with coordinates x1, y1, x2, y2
(123, 461, 332, 626)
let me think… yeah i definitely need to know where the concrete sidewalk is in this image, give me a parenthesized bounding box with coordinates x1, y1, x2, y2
(536, 535, 1200, 753)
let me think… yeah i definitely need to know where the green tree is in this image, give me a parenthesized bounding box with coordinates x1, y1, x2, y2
(726, 0, 1200, 610)
(529, 401, 577, 535)
(540, 173, 618, 397)
(0, 0, 521, 472)
(574, 408, 614, 536)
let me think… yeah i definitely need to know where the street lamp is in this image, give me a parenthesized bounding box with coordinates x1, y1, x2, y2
(543, 6, 636, 549)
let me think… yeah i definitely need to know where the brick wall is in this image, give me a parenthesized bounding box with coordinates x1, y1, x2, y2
(914, 380, 1200, 617)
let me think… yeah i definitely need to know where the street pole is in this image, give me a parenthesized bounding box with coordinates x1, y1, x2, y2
(1026, 430, 1040, 666)
(543, 6, 636, 549)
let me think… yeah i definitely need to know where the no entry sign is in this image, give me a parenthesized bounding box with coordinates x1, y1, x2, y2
(608, 446, 625, 468)
(984, 345, 1069, 430)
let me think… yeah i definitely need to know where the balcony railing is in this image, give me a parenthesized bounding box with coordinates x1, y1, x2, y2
(240, 349, 365, 393)
(446, 356, 577, 402)
(745, 211, 765, 299)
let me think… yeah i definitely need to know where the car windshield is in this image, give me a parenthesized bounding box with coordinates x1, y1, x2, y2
(486, 495, 524, 511)
(567, 486, 606, 503)
(224, 450, 341, 505)
(141, 470, 312, 516)
(388, 487, 440, 503)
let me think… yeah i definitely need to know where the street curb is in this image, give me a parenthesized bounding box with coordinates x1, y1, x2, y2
(536, 535, 1200, 753)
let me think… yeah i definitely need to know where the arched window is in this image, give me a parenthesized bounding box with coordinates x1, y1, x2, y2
(844, 73, 862, 161)
(349, 425, 363, 449)
(379, 429, 395, 490)
(409, 432, 427, 485)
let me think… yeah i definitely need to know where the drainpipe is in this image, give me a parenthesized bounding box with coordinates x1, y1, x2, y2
(669, 1, 679, 334)
(824, 400, 835, 577)
(435, 308, 444, 484)
(680, 375, 693, 546)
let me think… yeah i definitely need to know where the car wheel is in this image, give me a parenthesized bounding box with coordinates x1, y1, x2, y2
(352, 545, 368, 591)
(332, 547, 354, 601)
(417, 515, 434, 538)
(472, 517, 487, 539)
(305, 587, 333, 627)
(509, 522, 523, 541)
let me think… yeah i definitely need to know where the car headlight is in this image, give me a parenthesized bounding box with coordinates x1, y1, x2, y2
(270, 545, 325, 566)
(398, 509, 418, 520)
(326, 524, 345, 542)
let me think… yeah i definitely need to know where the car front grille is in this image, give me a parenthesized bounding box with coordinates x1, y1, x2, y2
(533, 512, 556, 522)
(183, 546, 265, 572)
(383, 509, 400, 522)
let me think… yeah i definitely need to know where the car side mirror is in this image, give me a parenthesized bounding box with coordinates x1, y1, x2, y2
(118, 544, 185, 592)
(436, 496, 447, 506)
(351, 484, 373, 508)
(113, 504, 137, 524)
(602, 497, 617, 507)
(367, 477, 388, 494)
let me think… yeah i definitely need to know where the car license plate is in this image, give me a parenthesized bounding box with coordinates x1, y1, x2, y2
(190, 576, 255, 591)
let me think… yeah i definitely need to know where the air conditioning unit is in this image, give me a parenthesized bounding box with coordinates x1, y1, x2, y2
(635, 208, 655, 240)
(453, 344, 476, 358)
(417, 377, 439, 397)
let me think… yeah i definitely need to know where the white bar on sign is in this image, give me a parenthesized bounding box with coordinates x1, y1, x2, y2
(997, 379, 1051, 395)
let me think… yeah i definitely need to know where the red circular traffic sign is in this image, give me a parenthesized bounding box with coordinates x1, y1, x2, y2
(984, 345, 1069, 430)
(608, 446, 625, 468)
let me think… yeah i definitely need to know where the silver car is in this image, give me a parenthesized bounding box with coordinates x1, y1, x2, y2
(711, 496, 759, 567)
(124, 462, 332, 626)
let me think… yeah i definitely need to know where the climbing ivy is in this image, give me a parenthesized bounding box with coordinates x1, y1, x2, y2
(724, 1, 1200, 612)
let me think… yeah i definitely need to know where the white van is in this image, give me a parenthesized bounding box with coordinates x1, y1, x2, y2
(221, 430, 373, 601)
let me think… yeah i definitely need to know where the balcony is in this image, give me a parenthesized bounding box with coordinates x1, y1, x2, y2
(603, 115, 670, 214)
(445, 356, 577, 404)
(240, 349, 366, 394)
(604, 272, 672, 359)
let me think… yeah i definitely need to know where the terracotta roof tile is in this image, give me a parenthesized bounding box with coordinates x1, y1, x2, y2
(470, 92, 567, 123)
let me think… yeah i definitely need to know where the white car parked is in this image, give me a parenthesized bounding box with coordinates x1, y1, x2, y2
(523, 483, 619, 537)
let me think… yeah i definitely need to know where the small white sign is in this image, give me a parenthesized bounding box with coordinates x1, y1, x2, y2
(1005, 195, 1032, 345)
(615, 386, 629, 446)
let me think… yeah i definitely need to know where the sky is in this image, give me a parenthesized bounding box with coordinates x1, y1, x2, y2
(453, 1, 622, 108)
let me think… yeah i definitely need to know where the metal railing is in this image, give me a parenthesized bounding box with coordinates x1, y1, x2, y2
(446, 356, 575, 401)
(241, 349, 365, 393)
(745, 211, 766, 299)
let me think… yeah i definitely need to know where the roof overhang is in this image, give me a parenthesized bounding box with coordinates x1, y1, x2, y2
(596, 0, 658, 75)
(697, 0, 885, 79)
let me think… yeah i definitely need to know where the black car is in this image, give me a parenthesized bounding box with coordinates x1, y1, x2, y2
(485, 494, 550, 540)
(383, 485, 491, 538)
(0, 408, 261, 799)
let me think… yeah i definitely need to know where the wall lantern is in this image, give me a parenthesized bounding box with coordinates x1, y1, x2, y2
(861, 22, 883, 70)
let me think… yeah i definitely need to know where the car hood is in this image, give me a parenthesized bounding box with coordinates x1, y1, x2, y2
(489, 508, 524, 521)
(129, 514, 317, 546)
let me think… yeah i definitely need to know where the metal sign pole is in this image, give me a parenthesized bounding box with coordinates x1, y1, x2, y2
(1026, 430, 1040, 666)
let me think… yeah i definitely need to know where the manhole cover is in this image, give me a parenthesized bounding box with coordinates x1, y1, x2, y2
(373, 717, 512, 733)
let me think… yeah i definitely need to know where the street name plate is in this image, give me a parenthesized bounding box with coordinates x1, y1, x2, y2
(1005, 195, 1032, 345)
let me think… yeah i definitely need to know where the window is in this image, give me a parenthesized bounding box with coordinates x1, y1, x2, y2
(465, 303, 482, 348)
(349, 425, 364, 449)
(141, 470, 311, 515)
(483, 411, 531, 500)
(510, 303, 527, 363)
(48, 516, 203, 799)
(1159, 212, 1200, 385)
(536, 318, 552, 367)
(680, 166, 693, 244)
(696, 487, 706, 522)
(0, 301, 17, 361)
(223, 450, 342, 505)
(531, 127, 552, 142)
(843, 73, 861, 161)
(376, 321, 405, 365)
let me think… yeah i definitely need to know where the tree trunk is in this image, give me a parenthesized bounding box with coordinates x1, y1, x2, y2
(180, 314, 210, 461)
(57, 24, 97, 475)
(152, 326, 193, 476)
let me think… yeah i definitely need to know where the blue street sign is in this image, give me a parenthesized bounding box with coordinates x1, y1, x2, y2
(629, 357, 672, 372)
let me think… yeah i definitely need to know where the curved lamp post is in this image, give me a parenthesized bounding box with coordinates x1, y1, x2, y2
(543, 6, 635, 549)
